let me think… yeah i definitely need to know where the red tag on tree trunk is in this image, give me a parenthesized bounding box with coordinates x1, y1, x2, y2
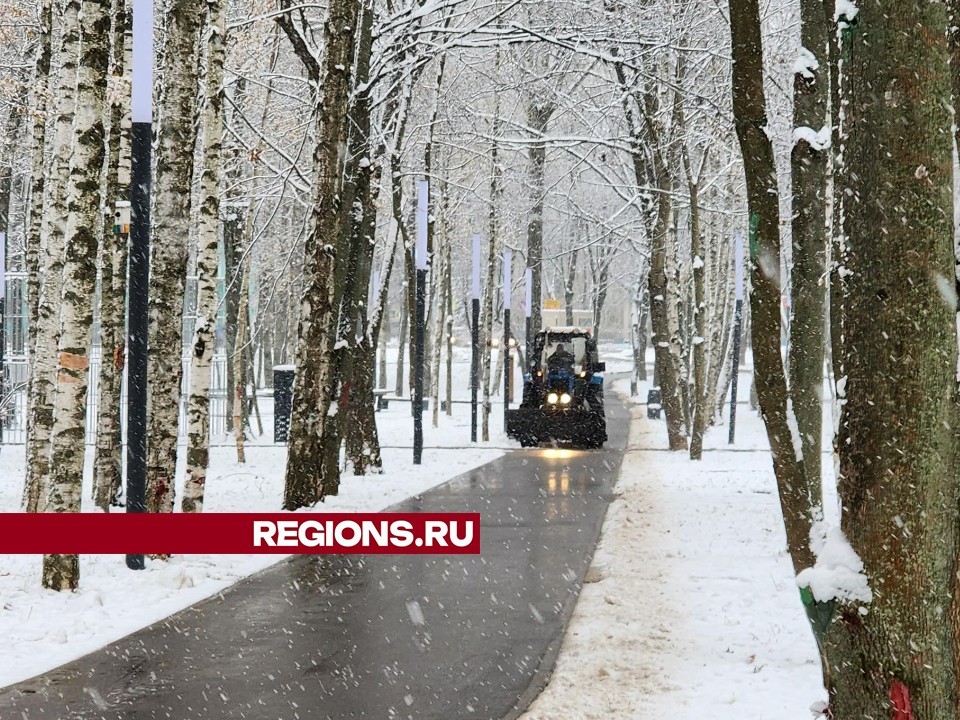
(889, 680, 914, 720)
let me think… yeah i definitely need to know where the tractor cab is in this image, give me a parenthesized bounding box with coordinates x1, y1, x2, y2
(507, 327, 607, 448)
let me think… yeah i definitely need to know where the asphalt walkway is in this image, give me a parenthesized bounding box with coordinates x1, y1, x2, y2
(0, 389, 629, 720)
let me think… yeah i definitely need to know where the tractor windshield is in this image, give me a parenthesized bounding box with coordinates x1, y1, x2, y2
(543, 336, 587, 375)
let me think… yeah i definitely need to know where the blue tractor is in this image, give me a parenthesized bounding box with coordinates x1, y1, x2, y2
(506, 327, 607, 449)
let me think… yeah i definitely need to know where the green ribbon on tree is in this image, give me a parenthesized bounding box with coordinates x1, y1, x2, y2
(800, 585, 835, 647)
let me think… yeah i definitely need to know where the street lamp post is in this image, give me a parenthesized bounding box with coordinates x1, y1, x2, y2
(524, 267, 532, 359)
(470, 233, 481, 443)
(126, 0, 153, 571)
(413, 179, 428, 464)
(502, 249, 511, 429)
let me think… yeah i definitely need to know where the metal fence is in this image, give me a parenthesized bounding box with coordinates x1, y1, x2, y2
(0, 348, 234, 446)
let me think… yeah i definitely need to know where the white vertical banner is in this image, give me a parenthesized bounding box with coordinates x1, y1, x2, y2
(0, 231, 6, 299)
(502, 249, 512, 307)
(471, 233, 481, 300)
(416, 179, 429, 271)
(524, 267, 532, 318)
(734, 233, 744, 301)
(131, 0, 154, 123)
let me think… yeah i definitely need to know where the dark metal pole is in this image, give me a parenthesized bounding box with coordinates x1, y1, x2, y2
(728, 298, 742, 444)
(502, 248, 512, 430)
(471, 298, 479, 443)
(413, 268, 426, 463)
(413, 179, 428, 464)
(127, 0, 153, 571)
(503, 308, 510, 428)
(470, 233, 480, 443)
(524, 267, 532, 356)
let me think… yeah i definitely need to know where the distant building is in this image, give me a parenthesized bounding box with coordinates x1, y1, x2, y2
(541, 307, 593, 331)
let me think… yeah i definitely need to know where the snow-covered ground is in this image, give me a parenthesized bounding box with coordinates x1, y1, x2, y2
(0, 344, 508, 689)
(520, 372, 827, 719)
(1, 336, 830, 718)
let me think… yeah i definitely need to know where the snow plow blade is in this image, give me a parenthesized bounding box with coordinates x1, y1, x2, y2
(505, 406, 607, 449)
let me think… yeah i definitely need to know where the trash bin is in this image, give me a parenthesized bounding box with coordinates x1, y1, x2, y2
(647, 387, 662, 420)
(273, 365, 296, 443)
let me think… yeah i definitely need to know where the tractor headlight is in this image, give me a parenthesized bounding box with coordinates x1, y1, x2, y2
(560, 393, 572, 405)
(547, 392, 559, 405)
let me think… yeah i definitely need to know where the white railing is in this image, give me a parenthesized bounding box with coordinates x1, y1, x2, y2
(0, 349, 241, 446)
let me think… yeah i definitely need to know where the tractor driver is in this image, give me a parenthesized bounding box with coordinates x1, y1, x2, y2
(548, 343, 576, 375)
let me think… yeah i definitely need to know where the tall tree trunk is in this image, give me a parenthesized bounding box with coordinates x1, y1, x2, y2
(341, 0, 382, 475)
(43, 0, 110, 590)
(564, 242, 578, 325)
(526, 102, 554, 335)
(146, 0, 203, 514)
(182, 0, 225, 513)
(395, 291, 407, 396)
(24, 0, 53, 336)
(686, 150, 708, 460)
(223, 201, 244, 430)
(11, 0, 53, 512)
(444, 240, 453, 418)
(823, 2, 959, 716)
(730, 0, 815, 576)
(233, 244, 251, 464)
(283, 0, 363, 510)
(0, 81, 28, 238)
(614, 61, 687, 450)
(788, 0, 829, 507)
(93, 0, 132, 512)
(378, 300, 389, 389)
(430, 234, 445, 429)
(25, 0, 78, 513)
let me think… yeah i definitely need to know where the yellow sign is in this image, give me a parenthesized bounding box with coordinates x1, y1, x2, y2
(543, 298, 561, 310)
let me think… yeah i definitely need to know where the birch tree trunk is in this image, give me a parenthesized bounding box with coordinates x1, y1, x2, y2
(283, 0, 363, 510)
(182, 0, 225, 513)
(25, 0, 79, 513)
(24, 0, 53, 334)
(43, 0, 110, 591)
(20, 0, 52, 509)
(93, 0, 132, 511)
(823, 2, 960, 715)
(146, 0, 203, 514)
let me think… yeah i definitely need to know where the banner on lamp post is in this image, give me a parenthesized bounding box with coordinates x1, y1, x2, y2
(472, 233, 481, 300)
(734, 233, 744, 301)
(416, 180, 429, 271)
(502, 249, 512, 307)
(524, 268, 532, 318)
